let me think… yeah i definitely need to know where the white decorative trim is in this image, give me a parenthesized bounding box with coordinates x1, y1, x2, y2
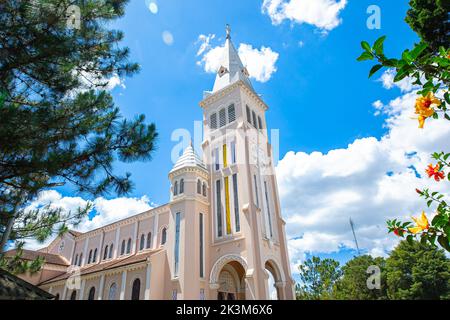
(209, 254, 248, 287)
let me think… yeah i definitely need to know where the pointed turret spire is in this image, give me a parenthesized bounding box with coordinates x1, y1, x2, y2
(211, 25, 254, 93)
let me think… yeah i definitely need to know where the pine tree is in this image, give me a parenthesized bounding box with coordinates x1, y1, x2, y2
(0, 0, 158, 271)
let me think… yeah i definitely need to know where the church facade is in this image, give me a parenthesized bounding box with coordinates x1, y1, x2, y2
(20, 29, 295, 300)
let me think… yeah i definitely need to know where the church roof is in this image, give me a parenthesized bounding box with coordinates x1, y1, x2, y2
(4, 249, 70, 267)
(211, 25, 254, 94)
(170, 144, 206, 173)
(0, 268, 54, 300)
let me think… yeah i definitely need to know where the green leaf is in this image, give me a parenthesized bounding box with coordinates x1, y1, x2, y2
(409, 42, 427, 60)
(437, 235, 450, 251)
(373, 36, 386, 55)
(393, 66, 410, 82)
(357, 51, 374, 61)
(368, 64, 383, 78)
(361, 41, 371, 52)
(406, 235, 414, 245)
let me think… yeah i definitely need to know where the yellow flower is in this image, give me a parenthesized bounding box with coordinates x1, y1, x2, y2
(414, 92, 441, 128)
(408, 211, 429, 234)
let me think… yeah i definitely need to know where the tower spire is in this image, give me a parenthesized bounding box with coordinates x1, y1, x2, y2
(210, 26, 254, 93)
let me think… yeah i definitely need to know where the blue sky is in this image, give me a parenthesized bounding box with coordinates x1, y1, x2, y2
(84, 0, 418, 204)
(35, 0, 450, 270)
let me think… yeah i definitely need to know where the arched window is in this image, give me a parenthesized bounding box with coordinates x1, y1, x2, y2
(121, 240, 126, 255)
(228, 104, 236, 122)
(93, 248, 97, 263)
(126, 238, 131, 254)
(210, 113, 217, 129)
(219, 108, 226, 127)
(55, 293, 60, 300)
(246, 105, 251, 123)
(197, 179, 201, 194)
(108, 283, 117, 300)
(88, 287, 95, 300)
(109, 244, 113, 259)
(140, 234, 145, 251)
(103, 245, 109, 260)
(202, 182, 207, 197)
(146, 232, 152, 249)
(131, 279, 141, 300)
(174, 181, 178, 196)
(70, 290, 77, 300)
(78, 253, 83, 266)
(179, 179, 184, 194)
(258, 116, 263, 129)
(88, 250, 92, 264)
(161, 227, 167, 245)
(252, 110, 257, 128)
(74, 254, 78, 266)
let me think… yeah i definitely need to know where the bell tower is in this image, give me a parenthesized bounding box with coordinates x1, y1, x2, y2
(199, 26, 295, 300)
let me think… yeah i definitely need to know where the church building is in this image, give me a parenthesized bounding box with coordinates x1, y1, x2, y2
(13, 27, 295, 300)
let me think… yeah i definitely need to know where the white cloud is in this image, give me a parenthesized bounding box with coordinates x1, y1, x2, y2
(196, 35, 279, 83)
(262, 0, 348, 32)
(277, 88, 450, 274)
(22, 191, 154, 250)
(162, 31, 174, 46)
(379, 68, 417, 93)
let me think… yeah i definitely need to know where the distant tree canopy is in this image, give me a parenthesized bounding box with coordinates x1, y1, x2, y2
(405, 0, 450, 51)
(296, 241, 450, 300)
(0, 0, 157, 270)
(385, 240, 450, 299)
(333, 255, 387, 300)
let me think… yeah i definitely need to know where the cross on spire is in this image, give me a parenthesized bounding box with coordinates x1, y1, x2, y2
(226, 24, 231, 39)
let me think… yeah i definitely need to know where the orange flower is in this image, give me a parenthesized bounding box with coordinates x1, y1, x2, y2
(425, 164, 445, 181)
(408, 211, 429, 234)
(415, 92, 441, 128)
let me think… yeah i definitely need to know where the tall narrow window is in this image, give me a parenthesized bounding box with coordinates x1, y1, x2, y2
(216, 180, 223, 237)
(88, 287, 95, 300)
(78, 253, 82, 266)
(219, 108, 226, 127)
(174, 212, 181, 276)
(161, 227, 167, 245)
(223, 144, 231, 235)
(140, 234, 145, 250)
(246, 105, 251, 123)
(88, 250, 92, 264)
(264, 181, 273, 238)
(121, 240, 125, 255)
(199, 213, 204, 277)
(109, 244, 113, 259)
(254, 175, 259, 207)
(74, 254, 78, 266)
(146, 232, 152, 249)
(126, 238, 131, 254)
(103, 246, 108, 260)
(210, 113, 217, 129)
(70, 290, 77, 300)
(258, 116, 263, 130)
(230, 141, 236, 164)
(180, 179, 184, 194)
(131, 279, 140, 300)
(228, 104, 236, 122)
(197, 179, 201, 194)
(232, 174, 240, 232)
(202, 182, 207, 197)
(214, 148, 220, 171)
(93, 248, 97, 263)
(252, 111, 257, 128)
(174, 181, 178, 196)
(108, 283, 117, 300)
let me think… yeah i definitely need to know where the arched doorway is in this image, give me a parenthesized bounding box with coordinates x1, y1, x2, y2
(87, 286, 95, 300)
(264, 260, 284, 300)
(217, 261, 246, 300)
(131, 278, 141, 300)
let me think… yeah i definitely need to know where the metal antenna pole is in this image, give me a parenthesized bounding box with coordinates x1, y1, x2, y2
(349, 217, 361, 256)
